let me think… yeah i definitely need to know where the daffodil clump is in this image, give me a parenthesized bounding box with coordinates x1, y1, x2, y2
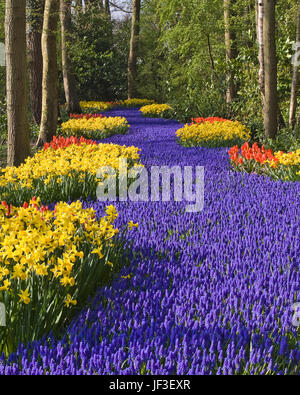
(274, 149, 300, 166)
(0, 137, 141, 206)
(120, 99, 155, 108)
(273, 150, 300, 180)
(176, 120, 251, 148)
(61, 116, 129, 140)
(80, 101, 113, 113)
(140, 104, 173, 118)
(0, 199, 125, 355)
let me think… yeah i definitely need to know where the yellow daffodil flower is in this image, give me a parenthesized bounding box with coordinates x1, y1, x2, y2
(18, 289, 31, 304)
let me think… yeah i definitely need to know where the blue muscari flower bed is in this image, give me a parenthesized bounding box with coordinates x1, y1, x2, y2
(0, 108, 299, 375)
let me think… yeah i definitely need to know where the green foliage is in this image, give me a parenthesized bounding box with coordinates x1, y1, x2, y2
(0, 1, 4, 43)
(68, 6, 130, 101)
(138, 0, 227, 121)
(0, 0, 299, 156)
(254, 126, 300, 153)
(137, 0, 300, 143)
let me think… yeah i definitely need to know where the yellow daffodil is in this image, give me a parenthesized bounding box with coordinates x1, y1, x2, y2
(0, 142, 141, 194)
(121, 98, 155, 107)
(128, 221, 139, 230)
(60, 276, 75, 287)
(80, 101, 113, 111)
(0, 279, 11, 292)
(61, 116, 129, 139)
(176, 120, 250, 146)
(64, 294, 77, 308)
(274, 149, 300, 166)
(140, 103, 172, 117)
(18, 289, 31, 304)
(91, 247, 104, 259)
(0, 201, 128, 312)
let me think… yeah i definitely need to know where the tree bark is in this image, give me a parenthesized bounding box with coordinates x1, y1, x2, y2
(224, 0, 238, 103)
(263, 0, 278, 139)
(257, 1, 284, 129)
(128, 0, 141, 99)
(289, 2, 300, 128)
(104, 0, 110, 16)
(36, 0, 59, 147)
(5, 0, 31, 166)
(60, 0, 80, 114)
(256, 0, 265, 101)
(27, 0, 44, 125)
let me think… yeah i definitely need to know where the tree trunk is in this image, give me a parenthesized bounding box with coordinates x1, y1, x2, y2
(60, 0, 80, 114)
(37, 0, 59, 147)
(5, 0, 30, 166)
(289, 2, 300, 128)
(256, 0, 265, 101)
(104, 0, 110, 16)
(27, 0, 44, 125)
(224, 0, 238, 103)
(263, 0, 278, 139)
(128, 0, 141, 99)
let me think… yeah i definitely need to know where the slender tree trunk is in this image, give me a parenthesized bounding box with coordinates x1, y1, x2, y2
(224, 0, 238, 103)
(104, 0, 110, 16)
(289, 2, 300, 128)
(104, 0, 113, 42)
(27, 0, 44, 125)
(5, 0, 30, 166)
(128, 0, 141, 99)
(60, 0, 80, 114)
(263, 0, 278, 139)
(36, 0, 59, 147)
(256, 0, 265, 101)
(257, 0, 284, 129)
(207, 34, 215, 72)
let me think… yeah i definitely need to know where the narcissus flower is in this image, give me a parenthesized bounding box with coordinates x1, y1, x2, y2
(18, 289, 31, 304)
(80, 101, 113, 112)
(177, 120, 250, 147)
(61, 116, 129, 139)
(121, 98, 155, 107)
(128, 221, 139, 230)
(0, 279, 11, 292)
(64, 294, 77, 308)
(140, 104, 173, 117)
